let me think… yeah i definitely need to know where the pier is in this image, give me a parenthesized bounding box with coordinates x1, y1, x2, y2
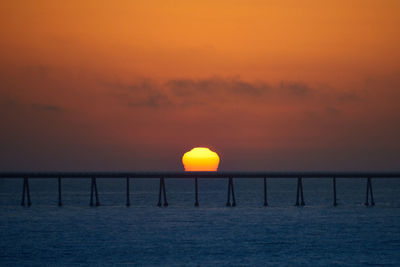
(1, 171, 399, 207)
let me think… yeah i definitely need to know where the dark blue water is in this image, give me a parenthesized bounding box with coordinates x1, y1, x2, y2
(1, 178, 400, 266)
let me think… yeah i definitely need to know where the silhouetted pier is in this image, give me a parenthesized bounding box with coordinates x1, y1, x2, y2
(1, 172, 399, 207)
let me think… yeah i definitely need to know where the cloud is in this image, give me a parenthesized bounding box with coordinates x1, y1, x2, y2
(279, 81, 313, 97)
(0, 93, 65, 114)
(166, 77, 269, 98)
(106, 77, 272, 109)
(103, 79, 172, 108)
(127, 90, 171, 108)
(103, 76, 364, 113)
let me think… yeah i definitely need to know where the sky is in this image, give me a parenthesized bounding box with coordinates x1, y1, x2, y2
(0, 0, 399, 171)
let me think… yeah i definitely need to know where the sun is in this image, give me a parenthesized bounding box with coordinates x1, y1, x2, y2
(182, 147, 220, 171)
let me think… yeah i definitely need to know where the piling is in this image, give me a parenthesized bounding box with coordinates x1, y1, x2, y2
(226, 177, 236, 207)
(369, 178, 375, 206)
(21, 177, 31, 207)
(90, 177, 100, 206)
(58, 177, 62, 206)
(365, 177, 375, 206)
(263, 177, 268, 206)
(333, 177, 337, 206)
(300, 178, 305, 206)
(231, 177, 236, 207)
(126, 177, 130, 207)
(162, 177, 168, 207)
(295, 177, 305, 206)
(157, 177, 168, 207)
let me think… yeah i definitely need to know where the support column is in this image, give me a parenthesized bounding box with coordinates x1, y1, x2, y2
(162, 178, 168, 207)
(231, 177, 236, 207)
(333, 177, 337, 206)
(365, 177, 375, 206)
(126, 177, 130, 207)
(263, 177, 268, 206)
(21, 177, 32, 207)
(369, 178, 375, 206)
(90, 177, 100, 206)
(157, 177, 168, 207)
(194, 177, 199, 207)
(295, 177, 305, 206)
(300, 178, 305, 206)
(226, 177, 236, 207)
(58, 177, 62, 206)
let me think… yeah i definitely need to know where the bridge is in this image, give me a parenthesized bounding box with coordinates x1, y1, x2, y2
(1, 171, 400, 207)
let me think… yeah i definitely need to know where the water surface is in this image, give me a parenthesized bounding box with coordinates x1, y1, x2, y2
(1, 178, 399, 265)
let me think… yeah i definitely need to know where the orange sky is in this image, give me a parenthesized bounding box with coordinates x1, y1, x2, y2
(1, 1, 399, 170)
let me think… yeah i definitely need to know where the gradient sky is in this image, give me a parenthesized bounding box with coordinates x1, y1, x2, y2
(1, 0, 399, 171)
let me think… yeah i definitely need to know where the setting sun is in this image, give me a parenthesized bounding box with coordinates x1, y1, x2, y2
(182, 147, 220, 171)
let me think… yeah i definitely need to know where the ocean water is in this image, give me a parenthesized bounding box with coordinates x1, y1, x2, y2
(1, 178, 400, 266)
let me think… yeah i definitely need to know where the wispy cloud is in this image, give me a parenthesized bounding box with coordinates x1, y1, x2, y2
(166, 77, 269, 98)
(103, 76, 364, 114)
(127, 90, 171, 108)
(279, 81, 313, 97)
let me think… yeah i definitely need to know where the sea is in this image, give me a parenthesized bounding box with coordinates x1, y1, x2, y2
(1, 177, 400, 266)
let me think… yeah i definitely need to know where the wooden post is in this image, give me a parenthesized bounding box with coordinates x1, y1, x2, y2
(162, 178, 168, 207)
(24, 177, 32, 207)
(365, 178, 370, 206)
(231, 177, 236, 207)
(300, 177, 305, 206)
(157, 177, 168, 207)
(58, 177, 62, 206)
(263, 177, 268, 206)
(368, 177, 375, 206)
(333, 177, 337, 206)
(126, 177, 130, 207)
(364, 177, 376, 206)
